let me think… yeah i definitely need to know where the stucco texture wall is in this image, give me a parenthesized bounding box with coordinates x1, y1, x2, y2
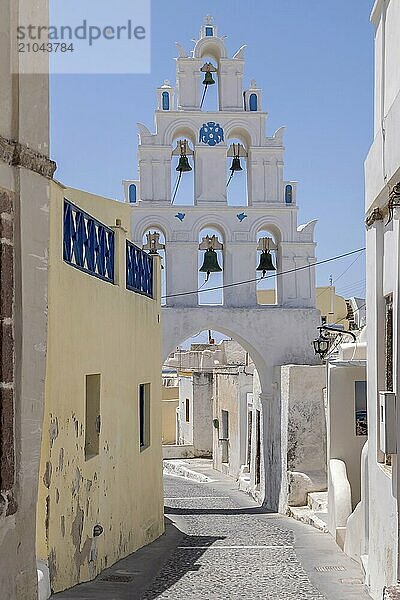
(282, 365, 326, 475)
(162, 385, 178, 444)
(258, 287, 349, 329)
(327, 364, 367, 508)
(36, 183, 164, 593)
(213, 369, 252, 479)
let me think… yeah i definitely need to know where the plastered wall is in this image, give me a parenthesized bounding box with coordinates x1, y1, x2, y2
(36, 183, 164, 593)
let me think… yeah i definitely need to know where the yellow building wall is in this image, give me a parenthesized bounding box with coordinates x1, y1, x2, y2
(257, 286, 349, 330)
(36, 183, 164, 592)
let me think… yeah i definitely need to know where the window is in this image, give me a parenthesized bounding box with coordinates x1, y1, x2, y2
(355, 381, 367, 436)
(139, 383, 151, 450)
(221, 410, 229, 440)
(255, 410, 261, 486)
(185, 398, 190, 423)
(85, 374, 101, 460)
(162, 91, 170, 111)
(249, 93, 258, 111)
(205, 26, 213, 36)
(129, 183, 137, 204)
(385, 295, 393, 391)
(285, 184, 293, 204)
(247, 410, 253, 468)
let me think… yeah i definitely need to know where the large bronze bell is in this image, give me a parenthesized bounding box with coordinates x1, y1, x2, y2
(203, 71, 216, 86)
(230, 156, 243, 172)
(256, 250, 276, 275)
(176, 154, 192, 173)
(199, 248, 222, 278)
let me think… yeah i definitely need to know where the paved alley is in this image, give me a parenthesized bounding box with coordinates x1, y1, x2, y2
(53, 465, 371, 600)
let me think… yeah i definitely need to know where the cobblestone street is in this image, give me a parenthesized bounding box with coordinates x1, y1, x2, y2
(53, 464, 371, 600)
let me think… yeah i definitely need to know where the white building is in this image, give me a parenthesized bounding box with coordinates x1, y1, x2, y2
(127, 16, 321, 511)
(357, 1, 400, 598)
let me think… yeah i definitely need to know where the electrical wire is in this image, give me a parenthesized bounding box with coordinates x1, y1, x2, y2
(161, 247, 366, 300)
(316, 252, 364, 299)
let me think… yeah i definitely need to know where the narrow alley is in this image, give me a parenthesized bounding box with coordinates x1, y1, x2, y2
(52, 463, 371, 600)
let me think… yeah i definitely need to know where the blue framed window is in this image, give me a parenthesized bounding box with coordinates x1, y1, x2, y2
(285, 184, 293, 204)
(162, 91, 170, 111)
(249, 93, 258, 111)
(205, 27, 213, 36)
(129, 183, 137, 204)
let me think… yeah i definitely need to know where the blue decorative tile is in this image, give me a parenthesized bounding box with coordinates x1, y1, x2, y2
(199, 122, 224, 146)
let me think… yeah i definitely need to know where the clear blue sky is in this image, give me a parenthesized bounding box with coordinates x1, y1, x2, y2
(51, 0, 374, 299)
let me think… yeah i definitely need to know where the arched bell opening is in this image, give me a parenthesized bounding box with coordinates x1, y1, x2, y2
(142, 228, 167, 306)
(256, 229, 278, 306)
(171, 137, 195, 206)
(200, 56, 219, 111)
(198, 227, 224, 306)
(226, 138, 248, 206)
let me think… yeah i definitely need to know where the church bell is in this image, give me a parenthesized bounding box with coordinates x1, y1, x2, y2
(199, 248, 222, 278)
(203, 71, 216, 86)
(229, 156, 243, 172)
(176, 154, 192, 173)
(256, 250, 276, 276)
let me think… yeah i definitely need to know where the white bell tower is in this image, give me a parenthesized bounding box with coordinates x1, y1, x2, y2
(124, 17, 320, 511)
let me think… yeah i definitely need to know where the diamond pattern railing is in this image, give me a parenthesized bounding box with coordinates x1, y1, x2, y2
(63, 199, 115, 283)
(126, 241, 154, 298)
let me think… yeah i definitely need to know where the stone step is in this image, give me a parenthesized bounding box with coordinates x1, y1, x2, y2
(307, 491, 328, 513)
(287, 506, 328, 533)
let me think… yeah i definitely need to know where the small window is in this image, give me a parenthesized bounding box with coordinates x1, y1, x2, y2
(221, 410, 229, 440)
(205, 27, 213, 36)
(139, 383, 151, 451)
(185, 398, 190, 423)
(285, 184, 293, 204)
(129, 183, 137, 204)
(249, 93, 258, 111)
(355, 381, 367, 436)
(162, 91, 170, 111)
(385, 295, 393, 391)
(85, 374, 101, 460)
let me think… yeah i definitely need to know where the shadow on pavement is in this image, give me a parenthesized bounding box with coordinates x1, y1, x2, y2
(51, 517, 224, 600)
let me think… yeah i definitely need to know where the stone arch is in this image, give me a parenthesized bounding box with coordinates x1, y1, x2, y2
(193, 37, 227, 61)
(191, 215, 230, 242)
(132, 215, 173, 243)
(163, 120, 198, 147)
(224, 123, 253, 149)
(250, 217, 286, 243)
(162, 317, 270, 395)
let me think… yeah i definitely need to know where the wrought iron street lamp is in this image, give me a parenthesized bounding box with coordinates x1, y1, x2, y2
(312, 325, 357, 360)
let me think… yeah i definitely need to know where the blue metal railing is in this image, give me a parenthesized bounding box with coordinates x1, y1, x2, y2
(63, 200, 115, 283)
(126, 241, 154, 298)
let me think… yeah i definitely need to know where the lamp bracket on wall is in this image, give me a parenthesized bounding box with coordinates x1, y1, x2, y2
(387, 182, 400, 224)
